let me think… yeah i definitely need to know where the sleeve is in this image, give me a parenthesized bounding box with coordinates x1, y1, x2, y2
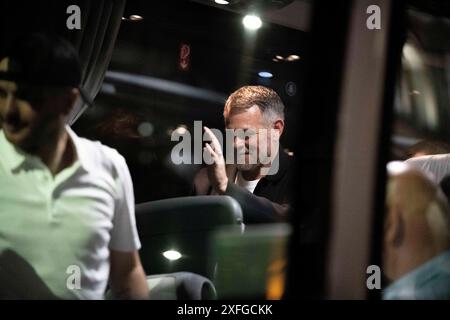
(404, 155, 450, 183)
(109, 153, 141, 252)
(224, 182, 289, 224)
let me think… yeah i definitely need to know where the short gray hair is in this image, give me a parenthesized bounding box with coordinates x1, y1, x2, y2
(223, 85, 285, 124)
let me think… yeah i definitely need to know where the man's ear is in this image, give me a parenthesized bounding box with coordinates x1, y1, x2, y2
(61, 88, 80, 116)
(273, 119, 284, 137)
(385, 204, 405, 248)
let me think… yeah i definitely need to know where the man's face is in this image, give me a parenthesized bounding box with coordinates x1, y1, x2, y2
(225, 105, 280, 172)
(0, 58, 75, 152)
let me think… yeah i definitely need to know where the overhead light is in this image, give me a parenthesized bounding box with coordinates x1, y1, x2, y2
(272, 58, 279, 62)
(163, 250, 182, 261)
(174, 125, 188, 135)
(129, 14, 143, 21)
(286, 54, 300, 61)
(137, 122, 154, 137)
(258, 71, 273, 78)
(284, 149, 294, 157)
(275, 55, 284, 60)
(214, 0, 230, 4)
(243, 14, 262, 30)
(122, 14, 143, 22)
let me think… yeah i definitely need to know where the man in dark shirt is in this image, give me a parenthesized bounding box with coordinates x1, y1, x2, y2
(192, 86, 293, 224)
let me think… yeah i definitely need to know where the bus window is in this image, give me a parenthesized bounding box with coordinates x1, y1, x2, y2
(72, 0, 309, 204)
(70, 0, 311, 299)
(6, 0, 448, 301)
(384, 2, 450, 300)
(0, 0, 316, 300)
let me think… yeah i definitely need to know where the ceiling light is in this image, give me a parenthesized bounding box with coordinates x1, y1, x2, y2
(122, 15, 143, 22)
(243, 14, 262, 30)
(137, 122, 154, 137)
(163, 250, 182, 261)
(214, 0, 230, 4)
(275, 55, 284, 60)
(286, 54, 300, 61)
(129, 15, 143, 21)
(174, 125, 188, 135)
(258, 71, 273, 78)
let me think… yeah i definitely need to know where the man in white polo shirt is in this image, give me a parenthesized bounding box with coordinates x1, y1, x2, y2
(0, 33, 148, 299)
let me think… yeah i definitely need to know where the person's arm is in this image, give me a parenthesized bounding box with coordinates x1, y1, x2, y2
(224, 182, 289, 223)
(107, 148, 148, 299)
(109, 250, 149, 300)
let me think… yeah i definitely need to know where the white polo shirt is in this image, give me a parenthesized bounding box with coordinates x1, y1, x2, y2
(0, 126, 141, 299)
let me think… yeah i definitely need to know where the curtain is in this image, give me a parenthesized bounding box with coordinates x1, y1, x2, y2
(64, 0, 126, 125)
(0, 0, 126, 124)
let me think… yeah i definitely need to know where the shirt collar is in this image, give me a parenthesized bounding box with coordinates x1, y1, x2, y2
(65, 125, 93, 173)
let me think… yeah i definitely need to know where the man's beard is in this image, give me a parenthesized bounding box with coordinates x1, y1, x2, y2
(14, 119, 61, 154)
(236, 163, 261, 172)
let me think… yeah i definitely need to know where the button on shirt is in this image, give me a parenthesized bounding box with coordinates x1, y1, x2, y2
(0, 126, 141, 299)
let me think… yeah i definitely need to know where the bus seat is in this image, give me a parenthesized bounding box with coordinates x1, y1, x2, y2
(209, 223, 291, 299)
(136, 195, 243, 278)
(147, 272, 217, 300)
(105, 272, 216, 300)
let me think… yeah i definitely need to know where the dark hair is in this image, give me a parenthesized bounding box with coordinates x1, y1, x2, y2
(408, 140, 450, 158)
(1, 33, 81, 87)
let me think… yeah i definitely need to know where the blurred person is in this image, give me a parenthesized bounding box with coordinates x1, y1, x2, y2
(0, 33, 148, 299)
(405, 153, 450, 184)
(383, 164, 450, 299)
(192, 86, 293, 224)
(407, 139, 450, 159)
